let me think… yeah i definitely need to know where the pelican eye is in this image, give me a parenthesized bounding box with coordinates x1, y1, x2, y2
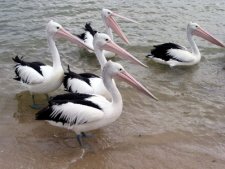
(56, 26, 60, 29)
(105, 38, 109, 41)
(119, 68, 122, 71)
(108, 12, 110, 14)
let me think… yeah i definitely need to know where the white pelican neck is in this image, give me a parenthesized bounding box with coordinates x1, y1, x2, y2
(47, 36, 62, 69)
(102, 69, 122, 106)
(187, 29, 200, 59)
(94, 47, 108, 70)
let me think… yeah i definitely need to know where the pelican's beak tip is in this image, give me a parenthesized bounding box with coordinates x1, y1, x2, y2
(143, 64, 148, 68)
(154, 97, 159, 101)
(147, 92, 158, 101)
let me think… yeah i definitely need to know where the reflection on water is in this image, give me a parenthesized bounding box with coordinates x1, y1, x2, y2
(1, 0, 225, 168)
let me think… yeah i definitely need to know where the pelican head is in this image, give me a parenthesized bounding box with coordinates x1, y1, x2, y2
(46, 20, 94, 51)
(187, 22, 224, 47)
(101, 8, 138, 44)
(47, 20, 67, 39)
(103, 61, 158, 100)
(93, 32, 148, 68)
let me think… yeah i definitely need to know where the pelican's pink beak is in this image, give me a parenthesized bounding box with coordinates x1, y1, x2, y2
(105, 11, 138, 44)
(102, 39, 148, 68)
(56, 27, 94, 51)
(116, 70, 158, 100)
(193, 27, 225, 47)
(111, 12, 138, 24)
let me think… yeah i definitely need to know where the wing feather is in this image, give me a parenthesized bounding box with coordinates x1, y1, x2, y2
(36, 93, 109, 126)
(37, 101, 104, 125)
(13, 56, 53, 84)
(15, 65, 45, 84)
(63, 66, 100, 94)
(167, 49, 195, 62)
(149, 43, 188, 61)
(65, 78, 94, 94)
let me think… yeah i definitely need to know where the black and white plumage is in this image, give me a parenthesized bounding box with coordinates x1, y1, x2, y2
(77, 23, 97, 53)
(63, 65, 102, 94)
(78, 8, 137, 58)
(63, 32, 147, 98)
(12, 21, 66, 95)
(77, 22, 96, 40)
(149, 43, 187, 62)
(146, 22, 224, 67)
(12, 20, 93, 108)
(36, 93, 103, 126)
(36, 61, 157, 146)
(13, 55, 48, 84)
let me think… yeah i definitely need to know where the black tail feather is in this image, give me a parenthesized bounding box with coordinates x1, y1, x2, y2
(13, 77, 21, 81)
(67, 65, 71, 73)
(84, 22, 97, 36)
(35, 106, 52, 120)
(12, 55, 23, 81)
(12, 55, 24, 64)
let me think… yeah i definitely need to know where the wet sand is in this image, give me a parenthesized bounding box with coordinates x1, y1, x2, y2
(0, 92, 224, 169)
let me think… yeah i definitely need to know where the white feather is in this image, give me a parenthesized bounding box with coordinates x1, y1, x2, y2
(86, 95, 110, 109)
(51, 102, 104, 124)
(150, 49, 197, 67)
(40, 65, 54, 79)
(67, 78, 94, 94)
(84, 32, 94, 53)
(67, 76, 111, 99)
(167, 49, 195, 63)
(16, 65, 44, 84)
(89, 77, 111, 98)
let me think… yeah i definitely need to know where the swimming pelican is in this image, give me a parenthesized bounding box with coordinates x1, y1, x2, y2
(63, 32, 147, 98)
(12, 20, 93, 109)
(36, 60, 157, 146)
(146, 22, 224, 67)
(78, 8, 137, 58)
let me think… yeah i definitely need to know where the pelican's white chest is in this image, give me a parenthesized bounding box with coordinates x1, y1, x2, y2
(29, 67, 64, 94)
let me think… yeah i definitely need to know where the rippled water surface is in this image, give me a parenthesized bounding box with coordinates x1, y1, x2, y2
(0, 0, 225, 168)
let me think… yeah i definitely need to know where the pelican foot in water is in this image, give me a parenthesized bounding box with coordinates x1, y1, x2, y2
(30, 94, 47, 109)
(76, 133, 94, 147)
(76, 134, 84, 147)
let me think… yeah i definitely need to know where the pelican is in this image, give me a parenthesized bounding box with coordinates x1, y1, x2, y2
(12, 20, 93, 109)
(146, 22, 224, 67)
(63, 32, 147, 98)
(78, 8, 137, 58)
(36, 60, 158, 146)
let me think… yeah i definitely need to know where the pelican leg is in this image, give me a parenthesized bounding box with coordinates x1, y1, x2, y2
(32, 94, 36, 104)
(30, 95, 43, 109)
(81, 132, 93, 138)
(45, 94, 49, 101)
(76, 134, 83, 147)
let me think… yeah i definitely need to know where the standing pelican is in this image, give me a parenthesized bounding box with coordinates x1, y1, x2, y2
(12, 20, 93, 108)
(146, 22, 224, 67)
(63, 32, 147, 98)
(78, 8, 137, 57)
(36, 60, 157, 146)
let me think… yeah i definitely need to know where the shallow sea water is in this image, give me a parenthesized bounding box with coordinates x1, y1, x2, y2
(0, 0, 225, 168)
